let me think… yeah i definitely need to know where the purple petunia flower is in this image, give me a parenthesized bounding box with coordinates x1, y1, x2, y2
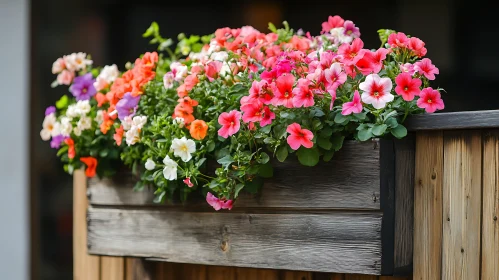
(70, 73, 97, 101)
(50, 134, 67, 149)
(45, 106, 56, 116)
(116, 92, 140, 121)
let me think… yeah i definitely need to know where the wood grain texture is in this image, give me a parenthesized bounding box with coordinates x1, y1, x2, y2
(125, 258, 155, 280)
(206, 266, 236, 280)
(88, 140, 381, 210)
(442, 131, 482, 280)
(281, 271, 313, 280)
(88, 208, 383, 275)
(344, 274, 377, 280)
(380, 139, 396, 275)
(101, 256, 125, 280)
(482, 130, 499, 280)
(313, 272, 345, 280)
(405, 110, 499, 131)
(235, 267, 279, 280)
(393, 136, 415, 274)
(413, 131, 443, 280)
(73, 170, 100, 280)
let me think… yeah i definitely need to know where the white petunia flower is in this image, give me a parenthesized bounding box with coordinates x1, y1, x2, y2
(77, 116, 92, 131)
(60, 117, 73, 137)
(219, 63, 232, 77)
(163, 72, 175, 89)
(94, 64, 119, 91)
(74, 100, 91, 116)
(52, 58, 65, 74)
(95, 110, 104, 124)
(170, 62, 188, 81)
(66, 104, 78, 118)
(145, 158, 156, 171)
(211, 51, 229, 62)
(125, 127, 141, 146)
(40, 113, 60, 141)
(73, 126, 82, 136)
(330, 27, 352, 44)
(359, 74, 394, 109)
(170, 137, 196, 162)
(122, 116, 133, 131)
(173, 117, 185, 128)
(64, 52, 92, 72)
(132, 116, 147, 129)
(162, 155, 178, 180)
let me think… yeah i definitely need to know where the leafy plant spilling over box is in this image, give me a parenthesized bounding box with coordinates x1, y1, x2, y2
(41, 15, 444, 210)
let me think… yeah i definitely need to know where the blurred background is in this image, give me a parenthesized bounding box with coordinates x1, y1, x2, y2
(1, 0, 498, 279)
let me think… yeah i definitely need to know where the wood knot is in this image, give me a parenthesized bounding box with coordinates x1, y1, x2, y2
(431, 172, 437, 180)
(461, 248, 465, 253)
(494, 216, 497, 221)
(447, 217, 450, 221)
(220, 240, 229, 252)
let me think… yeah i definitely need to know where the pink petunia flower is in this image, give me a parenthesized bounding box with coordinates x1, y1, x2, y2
(218, 110, 241, 138)
(407, 37, 427, 57)
(205, 61, 223, 82)
(249, 79, 275, 105)
(273, 73, 296, 108)
(321, 15, 345, 33)
(417, 87, 444, 113)
(324, 62, 347, 90)
(286, 123, 314, 150)
(206, 192, 233, 211)
(400, 63, 416, 75)
(338, 38, 365, 66)
(57, 69, 74, 85)
(414, 58, 439, 80)
(292, 78, 314, 108)
(183, 177, 194, 188)
(387, 32, 409, 48)
(343, 20, 360, 37)
(241, 102, 263, 123)
(395, 73, 422, 101)
(341, 90, 363, 115)
(359, 74, 394, 109)
(369, 48, 389, 73)
(260, 106, 276, 127)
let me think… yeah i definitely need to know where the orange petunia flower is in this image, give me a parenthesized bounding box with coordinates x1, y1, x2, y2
(113, 125, 124, 146)
(173, 109, 195, 124)
(64, 138, 75, 159)
(100, 111, 116, 134)
(189, 120, 209, 140)
(80, 157, 98, 178)
(94, 93, 108, 107)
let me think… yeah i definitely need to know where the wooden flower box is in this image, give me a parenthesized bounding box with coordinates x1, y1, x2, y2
(85, 137, 415, 276)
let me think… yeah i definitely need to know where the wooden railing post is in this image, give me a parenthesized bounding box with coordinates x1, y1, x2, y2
(73, 170, 100, 280)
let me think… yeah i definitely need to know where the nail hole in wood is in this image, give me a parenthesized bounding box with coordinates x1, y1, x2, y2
(431, 172, 437, 180)
(461, 248, 464, 253)
(494, 216, 497, 221)
(220, 241, 229, 252)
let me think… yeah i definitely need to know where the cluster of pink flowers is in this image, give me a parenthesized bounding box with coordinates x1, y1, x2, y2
(52, 52, 93, 85)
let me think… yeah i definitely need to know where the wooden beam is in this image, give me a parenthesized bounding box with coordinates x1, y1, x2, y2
(413, 131, 443, 280)
(88, 208, 383, 275)
(406, 110, 499, 131)
(442, 131, 481, 279)
(101, 256, 124, 280)
(481, 130, 499, 280)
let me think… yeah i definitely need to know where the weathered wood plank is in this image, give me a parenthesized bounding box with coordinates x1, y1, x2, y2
(235, 267, 279, 280)
(406, 110, 499, 131)
(206, 266, 236, 280)
(281, 271, 313, 279)
(88, 208, 383, 275)
(125, 258, 155, 280)
(442, 131, 481, 280)
(101, 256, 125, 280)
(88, 140, 381, 210)
(413, 131, 443, 280)
(393, 136, 415, 274)
(344, 274, 377, 280)
(313, 272, 345, 280)
(482, 130, 499, 280)
(380, 139, 396, 275)
(73, 170, 100, 280)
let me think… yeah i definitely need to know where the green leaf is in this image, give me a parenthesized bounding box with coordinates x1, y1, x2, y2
(245, 176, 264, 194)
(217, 155, 233, 169)
(268, 22, 278, 33)
(133, 181, 144, 191)
(99, 149, 109, 158)
(257, 152, 270, 164)
(55, 95, 68, 109)
(195, 158, 206, 168)
(258, 162, 273, 178)
(358, 128, 373, 141)
(51, 80, 59, 88)
(320, 127, 333, 137)
(334, 113, 348, 124)
(372, 124, 388, 136)
(385, 117, 398, 128)
(67, 164, 74, 175)
(317, 137, 332, 150)
(234, 183, 245, 198)
(206, 141, 215, 152)
(330, 134, 345, 151)
(276, 146, 288, 162)
(153, 190, 166, 203)
(280, 112, 296, 119)
(391, 124, 408, 139)
(56, 146, 68, 157)
(323, 150, 335, 162)
(377, 29, 396, 46)
(296, 147, 320, 167)
(309, 108, 325, 117)
(273, 125, 287, 139)
(260, 125, 272, 134)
